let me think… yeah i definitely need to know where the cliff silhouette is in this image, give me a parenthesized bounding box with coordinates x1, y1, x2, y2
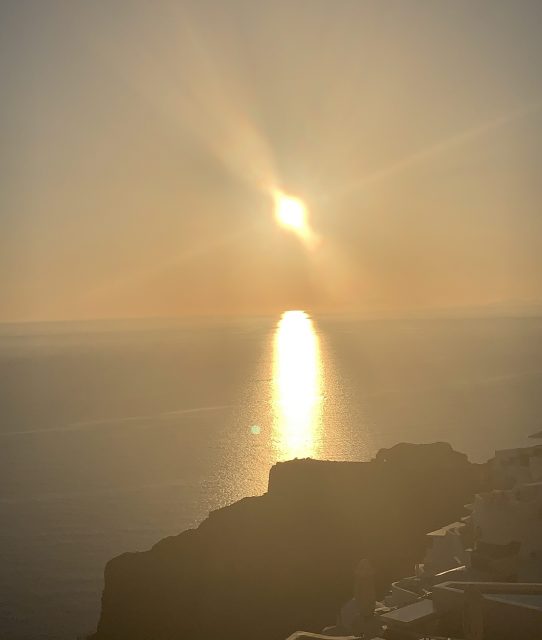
(91, 442, 486, 640)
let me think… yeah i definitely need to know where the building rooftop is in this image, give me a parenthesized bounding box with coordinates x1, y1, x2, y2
(286, 634, 358, 640)
(380, 598, 436, 626)
(426, 521, 465, 537)
(486, 593, 542, 611)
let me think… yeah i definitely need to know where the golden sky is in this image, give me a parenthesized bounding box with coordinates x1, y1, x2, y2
(1, 0, 542, 321)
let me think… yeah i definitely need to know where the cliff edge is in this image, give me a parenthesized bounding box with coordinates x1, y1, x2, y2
(91, 442, 486, 640)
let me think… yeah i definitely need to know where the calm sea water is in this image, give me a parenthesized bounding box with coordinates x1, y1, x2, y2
(1, 313, 541, 639)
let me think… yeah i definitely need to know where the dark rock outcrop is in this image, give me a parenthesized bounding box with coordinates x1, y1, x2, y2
(91, 442, 486, 640)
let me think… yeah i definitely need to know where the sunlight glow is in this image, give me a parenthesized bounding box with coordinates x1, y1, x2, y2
(272, 190, 319, 248)
(274, 192, 308, 231)
(272, 310, 323, 460)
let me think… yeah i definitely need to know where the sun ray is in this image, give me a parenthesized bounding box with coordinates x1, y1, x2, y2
(329, 99, 542, 202)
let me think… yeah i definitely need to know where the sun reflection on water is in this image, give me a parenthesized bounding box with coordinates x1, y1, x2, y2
(272, 310, 323, 460)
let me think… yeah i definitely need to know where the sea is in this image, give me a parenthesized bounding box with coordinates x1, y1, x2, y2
(1, 312, 541, 639)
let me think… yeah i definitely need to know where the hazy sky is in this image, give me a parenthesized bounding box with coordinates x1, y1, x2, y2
(2, 0, 542, 321)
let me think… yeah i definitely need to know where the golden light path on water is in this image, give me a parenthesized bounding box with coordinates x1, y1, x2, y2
(272, 310, 323, 460)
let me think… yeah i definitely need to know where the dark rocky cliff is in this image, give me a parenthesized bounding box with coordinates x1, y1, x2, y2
(91, 442, 486, 640)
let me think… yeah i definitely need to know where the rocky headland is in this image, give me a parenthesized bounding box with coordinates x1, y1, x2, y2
(91, 442, 488, 640)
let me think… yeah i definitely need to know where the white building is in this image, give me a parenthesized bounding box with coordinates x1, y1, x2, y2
(493, 444, 542, 488)
(422, 521, 468, 575)
(470, 481, 542, 580)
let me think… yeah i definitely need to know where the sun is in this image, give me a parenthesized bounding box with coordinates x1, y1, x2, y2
(273, 191, 307, 231)
(270, 189, 319, 248)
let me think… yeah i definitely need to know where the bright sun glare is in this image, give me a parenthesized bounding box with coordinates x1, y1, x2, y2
(271, 189, 319, 249)
(273, 310, 322, 460)
(274, 192, 307, 231)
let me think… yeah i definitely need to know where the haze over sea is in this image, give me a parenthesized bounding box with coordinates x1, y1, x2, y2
(1, 312, 541, 640)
